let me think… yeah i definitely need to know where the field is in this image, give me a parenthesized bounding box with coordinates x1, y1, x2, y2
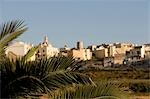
(81, 66, 150, 98)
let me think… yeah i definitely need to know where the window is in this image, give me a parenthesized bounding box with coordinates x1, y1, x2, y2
(137, 51, 141, 55)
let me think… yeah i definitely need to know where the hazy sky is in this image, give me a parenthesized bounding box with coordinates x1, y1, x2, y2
(0, 0, 149, 48)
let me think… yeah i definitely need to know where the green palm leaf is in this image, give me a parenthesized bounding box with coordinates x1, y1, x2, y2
(1, 57, 93, 98)
(0, 28, 27, 48)
(0, 20, 27, 59)
(0, 20, 27, 40)
(22, 46, 38, 61)
(51, 81, 129, 99)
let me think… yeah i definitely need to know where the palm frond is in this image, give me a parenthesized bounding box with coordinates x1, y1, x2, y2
(0, 20, 27, 40)
(0, 29, 27, 61)
(0, 20, 27, 59)
(51, 81, 129, 99)
(22, 46, 38, 61)
(50, 56, 80, 71)
(0, 27, 27, 48)
(41, 71, 93, 91)
(1, 57, 93, 98)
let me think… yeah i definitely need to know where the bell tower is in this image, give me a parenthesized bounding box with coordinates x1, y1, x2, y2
(44, 35, 49, 44)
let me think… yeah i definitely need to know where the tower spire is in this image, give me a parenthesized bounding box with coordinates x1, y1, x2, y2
(44, 35, 48, 44)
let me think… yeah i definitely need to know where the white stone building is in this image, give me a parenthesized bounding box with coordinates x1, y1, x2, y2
(36, 36, 59, 59)
(59, 45, 71, 57)
(144, 44, 150, 59)
(68, 41, 92, 61)
(125, 44, 150, 63)
(5, 41, 35, 61)
(94, 43, 133, 64)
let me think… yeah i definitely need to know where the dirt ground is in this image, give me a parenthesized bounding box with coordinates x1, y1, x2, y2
(131, 96, 150, 99)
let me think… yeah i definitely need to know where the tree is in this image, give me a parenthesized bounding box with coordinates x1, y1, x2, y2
(1, 56, 93, 98)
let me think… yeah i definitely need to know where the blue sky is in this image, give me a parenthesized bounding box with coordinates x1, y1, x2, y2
(0, 0, 149, 48)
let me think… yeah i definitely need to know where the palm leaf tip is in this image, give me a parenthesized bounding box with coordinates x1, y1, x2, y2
(0, 20, 28, 46)
(0, 20, 27, 40)
(0, 20, 27, 59)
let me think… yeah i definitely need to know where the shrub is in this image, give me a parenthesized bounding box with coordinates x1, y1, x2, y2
(129, 83, 150, 93)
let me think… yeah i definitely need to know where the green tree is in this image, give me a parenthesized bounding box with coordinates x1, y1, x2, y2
(1, 57, 93, 98)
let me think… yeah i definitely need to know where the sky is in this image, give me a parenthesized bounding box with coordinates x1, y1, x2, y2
(0, 0, 150, 48)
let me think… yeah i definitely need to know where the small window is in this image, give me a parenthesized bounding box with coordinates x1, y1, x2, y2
(137, 51, 141, 55)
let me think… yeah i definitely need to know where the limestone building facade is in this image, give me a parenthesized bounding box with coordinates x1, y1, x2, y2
(94, 43, 133, 64)
(36, 36, 59, 59)
(125, 44, 150, 63)
(67, 41, 92, 61)
(5, 41, 35, 61)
